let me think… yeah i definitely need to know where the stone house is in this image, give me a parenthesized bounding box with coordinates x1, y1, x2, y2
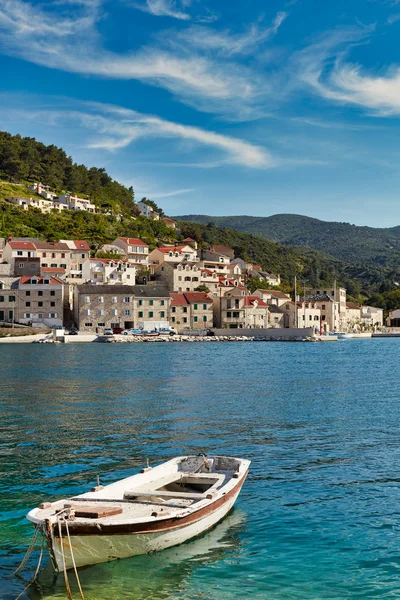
(154, 261, 202, 292)
(148, 245, 197, 266)
(33, 241, 72, 276)
(214, 288, 268, 328)
(75, 284, 170, 332)
(253, 289, 291, 307)
(111, 238, 149, 267)
(279, 300, 321, 329)
(0, 276, 64, 327)
(170, 292, 213, 330)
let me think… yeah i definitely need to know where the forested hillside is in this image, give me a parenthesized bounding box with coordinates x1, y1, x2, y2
(0, 131, 136, 215)
(0, 130, 398, 306)
(177, 213, 400, 269)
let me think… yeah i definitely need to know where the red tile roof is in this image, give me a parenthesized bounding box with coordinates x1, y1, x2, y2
(73, 240, 90, 251)
(243, 296, 268, 307)
(170, 292, 212, 306)
(19, 276, 63, 285)
(119, 237, 148, 247)
(183, 237, 195, 242)
(41, 267, 66, 273)
(8, 241, 36, 250)
(156, 245, 195, 254)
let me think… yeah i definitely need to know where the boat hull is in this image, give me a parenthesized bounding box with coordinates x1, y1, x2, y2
(50, 487, 242, 571)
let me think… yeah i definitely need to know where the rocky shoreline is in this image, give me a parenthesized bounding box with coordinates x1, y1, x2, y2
(103, 334, 317, 343)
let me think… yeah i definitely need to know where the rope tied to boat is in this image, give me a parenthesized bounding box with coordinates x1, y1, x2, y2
(14, 532, 45, 600)
(13, 526, 40, 576)
(57, 507, 86, 600)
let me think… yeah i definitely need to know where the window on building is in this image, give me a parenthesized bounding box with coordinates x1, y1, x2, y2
(0, 296, 3, 302)
(98, 322, 105, 327)
(193, 303, 198, 310)
(26, 301, 31, 307)
(203, 315, 207, 322)
(85, 309, 90, 316)
(51, 302, 55, 307)
(84, 296, 90, 303)
(25, 313, 31, 318)
(160, 300, 165, 306)
(38, 291, 43, 297)
(149, 311, 154, 318)
(124, 309, 131, 316)
(49, 313, 57, 318)
(98, 296, 104, 303)
(81, 254, 86, 259)
(37, 301, 43, 307)
(322, 315, 326, 321)
(51, 264, 57, 268)
(50, 290, 55, 297)
(149, 300, 154, 306)
(51, 253, 55, 259)
(171, 317, 176, 323)
(61, 253, 65, 258)
(160, 311, 165, 318)
(314, 315, 319, 320)
(111, 296, 117, 303)
(19, 263, 24, 268)
(17, 251, 22, 256)
(123, 297, 131, 303)
(194, 316, 198, 323)
(309, 315, 312, 320)
(138, 299, 143, 306)
(9, 296, 15, 302)
(233, 312, 240, 318)
(31, 279, 37, 285)
(26, 291, 30, 296)
(138, 311, 143, 318)
(172, 306, 176, 313)
(203, 304, 207, 310)
(183, 307, 188, 313)
(227, 311, 232, 317)
(84, 322, 92, 327)
(112, 309, 118, 316)
(43, 279, 50, 285)
(38, 313, 43, 319)
(43, 253, 47, 258)
(322, 304, 326, 310)
(42, 263, 48, 268)
(60, 264, 66, 269)
(183, 317, 188, 323)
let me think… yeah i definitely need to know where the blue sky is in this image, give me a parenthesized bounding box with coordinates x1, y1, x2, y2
(2, 0, 400, 226)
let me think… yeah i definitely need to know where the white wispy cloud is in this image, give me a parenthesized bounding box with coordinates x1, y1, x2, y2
(0, 0, 279, 120)
(132, 0, 191, 20)
(0, 95, 274, 168)
(173, 11, 287, 57)
(150, 188, 195, 198)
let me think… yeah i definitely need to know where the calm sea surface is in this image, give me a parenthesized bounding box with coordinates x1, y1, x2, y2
(1, 340, 400, 599)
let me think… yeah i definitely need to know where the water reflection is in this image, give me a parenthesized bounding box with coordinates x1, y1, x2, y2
(27, 509, 247, 600)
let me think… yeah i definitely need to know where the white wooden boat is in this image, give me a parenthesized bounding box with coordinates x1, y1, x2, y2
(26, 455, 250, 572)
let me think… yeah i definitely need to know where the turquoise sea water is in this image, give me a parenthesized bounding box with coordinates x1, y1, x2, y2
(1, 340, 400, 599)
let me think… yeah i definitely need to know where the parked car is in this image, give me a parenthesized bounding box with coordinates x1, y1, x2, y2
(68, 327, 78, 335)
(112, 326, 124, 334)
(158, 327, 177, 336)
(122, 328, 143, 335)
(103, 328, 113, 336)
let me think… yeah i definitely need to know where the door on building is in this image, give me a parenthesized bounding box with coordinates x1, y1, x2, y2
(0, 311, 4, 321)
(124, 321, 134, 329)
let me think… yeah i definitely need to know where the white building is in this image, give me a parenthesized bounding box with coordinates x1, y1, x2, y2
(82, 258, 136, 285)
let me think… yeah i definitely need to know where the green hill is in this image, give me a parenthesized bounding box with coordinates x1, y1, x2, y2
(0, 130, 398, 304)
(176, 214, 400, 269)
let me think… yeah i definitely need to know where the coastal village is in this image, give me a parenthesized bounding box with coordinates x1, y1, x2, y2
(0, 184, 388, 338)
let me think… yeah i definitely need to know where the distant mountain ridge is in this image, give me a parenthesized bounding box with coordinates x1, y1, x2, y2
(175, 214, 400, 268)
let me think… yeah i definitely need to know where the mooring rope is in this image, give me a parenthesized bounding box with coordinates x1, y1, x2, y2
(13, 527, 40, 576)
(65, 517, 85, 600)
(58, 518, 73, 600)
(14, 533, 44, 600)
